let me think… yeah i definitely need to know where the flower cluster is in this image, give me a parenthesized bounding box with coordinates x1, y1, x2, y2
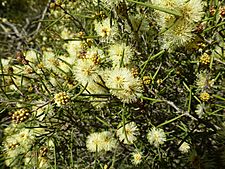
(2, 0, 225, 168)
(11, 109, 30, 123)
(200, 53, 211, 65)
(54, 92, 70, 106)
(86, 131, 117, 152)
(152, 0, 204, 51)
(3, 124, 50, 168)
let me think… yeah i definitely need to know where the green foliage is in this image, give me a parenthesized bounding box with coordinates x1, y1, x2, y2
(1, 0, 225, 168)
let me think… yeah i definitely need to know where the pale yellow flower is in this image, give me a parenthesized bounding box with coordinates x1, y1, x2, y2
(178, 141, 190, 153)
(116, 122, 139, 144)
(131, 151, 143, 165)
(147, 127, 166, 147)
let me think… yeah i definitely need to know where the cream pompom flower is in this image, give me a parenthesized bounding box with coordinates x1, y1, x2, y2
(95, 18, 111, 37)
(63, 40, 84, 58)
(152, 0, 204, 24)
(86, 131, 117, 152)
(73, 59, 100, 86)
(161, 21, 193, 50)
(86, 46, 105, 64)
(100, 131, 118, 151)
(42, 49, 71, 75)
(94, 18, 117, 42)
(195, 71, 214, 90)
(108, 43, 134, 67)
(152, 0, 204, 50)
(16, 128, 35, 147)
(131, 150, 143, 165)
(86, 132, 103, 152)
(147, 127, 166, 147)
(104, 68, 143, 103)
(178, 141, 190, 153)
(116, 122, 139, 144)
(151, 0, 184, 27)
(181, 0, 204, 23)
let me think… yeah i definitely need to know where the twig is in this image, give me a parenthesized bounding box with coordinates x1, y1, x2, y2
(29, 0, 50, 38)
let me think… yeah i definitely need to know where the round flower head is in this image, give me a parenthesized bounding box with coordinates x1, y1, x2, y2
(178, 141, 190, 153)
(195, 104, 204, 118)
(147, 127, 166, 147)
(16, 128, 35, 147)
(116, 122, 139, 144)
(86, 132, 103, 152)
(63, 40, 84, 58)
(3, 135, 20, 152)
(199, 92, 210, 102)
(195, 71, 214, 90)
(152, 0, 184, 27)
(73, 58, 100, 86)
(161, 21, 194, 50)
(60, 27, 73, 39)
(11, 109, 30, 123)
(86, 46, 105, 65)
(180, 0, 204, 23)
(3, 126, 38, 168)
(99, 131, 118, 151)
(94, 18, 117, 42)
(108, 43, 134, 67)
(86, 131, 117, 152)
(131, 150, 143, 165)
(104, 68, 143, 103)
(152, 0, 204, 24)
(42, 49, 59, 70)
(200, 53, 210, 65)
(152, 0, 204, 50)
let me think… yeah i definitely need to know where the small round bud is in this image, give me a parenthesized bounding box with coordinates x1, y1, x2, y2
(86, 39, 93, 47)
(200, 53, 210, 65)
(7, 66, 13, 74)
(157, 79, 163, 85)
(200, 92, 210, 102)
(37, 62, 44, 69)
(131, 68, 139, 77)
(143, 76, 151, 85)
(12, 108, 30, 123)
(54, 92, 70, 106)
(40, 147, 48, 157)
(220, 6, 225, 17)
(77, 31, 85, 38)
(209, 6, 216, 16)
